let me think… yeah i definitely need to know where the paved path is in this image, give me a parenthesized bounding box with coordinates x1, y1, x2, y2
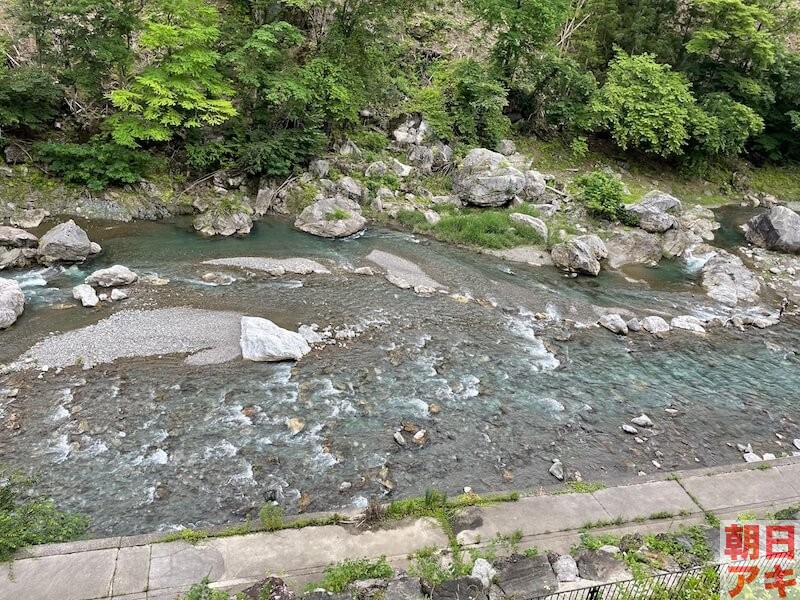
(3, 458, 800, 600)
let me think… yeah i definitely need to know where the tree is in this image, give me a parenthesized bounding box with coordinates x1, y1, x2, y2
(107, 0, 237, 148)
(691, 93, 763, 157)
(13, 0, 140, 94)
(0, 66, 62, 133)
(590, 51, 696, 157)
(465, 0, 570, 78)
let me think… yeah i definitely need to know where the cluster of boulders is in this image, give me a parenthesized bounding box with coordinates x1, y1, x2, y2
(72, 265, 138, 307)
(597, 304, 780, 336)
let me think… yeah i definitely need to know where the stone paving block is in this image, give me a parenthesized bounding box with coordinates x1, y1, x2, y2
(0, 548, 117, 600)
(591, 481, 700, 521)
(211, 518, 448, 581)
(777, 463, 800, 498)
(148, 542, 225, 592)
(456, 494, 609, 545)
(112, 545, 151, 596)
(681, 468, 798, 511)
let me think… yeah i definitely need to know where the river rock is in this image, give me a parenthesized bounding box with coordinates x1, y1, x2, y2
(337, 176, 365, 201)
(0, 277, 24, 329)
(72, 284, 100, 308)
(295, 197, 367, 238)
(85, 265, 138, 287)
(471, 559, 497, 589)
(698, 246, 761, 306)
(497, 139, 516, 156)
(627, 318, 641, 332)
(680, 206, 719, 241)
(522, 171, 547, 202)
(431, 142, 454, 170)
(110, 289, 129, 301)
(408, 145, 434, 174)
(38, 220, 95, 264)
(670, 315, 706, 334)
(0, 226, 38, 248)
(636, 210, 679, 233)
(453, 149, 525, 207)
(10, 208, 48, 229)
(385, 578, 424, 600)
(641, 316, 670, 334)
(552, 555, 579, 582)
(745, 206, 800, 254)
(193, 211, 253, 236)
(309, 159, 330, 179)
(599, 314, 628, 335)
(492, 555, 557, 598)
(509, 213, 548, 240)
(622, 424, 638, 434)
(662, 229, 695, 258)
(391, 158, 414, 178)
(631, 414, 653, 427)
(605, 230, 663, 268)
(240, 316, 311, 362)
(550, 235, 607, 276)
(549, 459, 565, 481)
(635, 191, 682, 214)
(393, 118, 429, 146)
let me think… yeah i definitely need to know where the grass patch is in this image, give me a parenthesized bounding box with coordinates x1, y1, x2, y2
(750, 163, 800, 201)
(432, 206, 545, 249)
(325, 208, 351, 221)
(0, 469, 89, 561)
(260, 504, 283, 531)
(305, 557, 393, 592)
(286, 182, 318, 214)
(642, 525, 711, 568)
(160, 528, 210, 544)
(556, 481, 607, 494)
(773, 504, 800, 521)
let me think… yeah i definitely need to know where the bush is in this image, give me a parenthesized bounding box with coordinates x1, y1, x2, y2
(259, 504, 283, 531)
(35, 139, 153, 190)
(575, 171, 637, 225)
(0, 66, 61, 131)
(183, 578, 231, 600)
(409, 59, 510, 148)
(0, 470, 89, 561)
(305, 557, 394, 592)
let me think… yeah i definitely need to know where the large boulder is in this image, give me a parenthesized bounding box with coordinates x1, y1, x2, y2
(193, 211, 253, 236)
(0, 277, 24, 329)
(605, 230, 663, 268)
(240, 316, 311, 362)
(85, 265, 138, 288)
(636, 211, 679, 233)
(0, 226, 38, 248)
(453, 149, 525, 207)
(295, 196, 366, 238)
(550, 234, 608, 276)
(698, 245, 761, 306)
(0, 226, 39, 270)
(745, 206, 800, 254)
(38, 220, 96, 264)
(522, 170, 547, 202)
(634, 190, 682, 214)
(509, 213, 548, 240)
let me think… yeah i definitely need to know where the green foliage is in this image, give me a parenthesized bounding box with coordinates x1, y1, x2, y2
(642, 526, 711, 568)
(35, 139, 153, 190)
(305, 557, 393, 592)
(0, 66, 61, 131)
(160, 528, 210, 544)
(590, 51, 696, 157)
(13, 0, 140, 94)
(107, 0, 237, 148)
(259, 504, 283, 531)
(286, 183, 319, 214)
(432, 206, 546, 249)
(575, 171, 637, 224)
(410, 59, 510, 147)
(0, 470, 89, 562)
(183, 577, 233, 600)
(692, 93, 764, 157)
(325, 208, 351, 220)
(465, 0, 570, 76)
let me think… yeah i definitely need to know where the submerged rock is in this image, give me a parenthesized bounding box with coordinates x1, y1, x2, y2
(72, 284, 100, 308)
(453, 149, 525, 207)
(670, 315, 706, 334)
(0, 277, 24, 329)
(295, 197, 366, 238)
(85, 265, 138, 288)
(38, 220, 96, 264)
(599, 314, 628, 335)
(550, 235, 607, 276)
(240, 316, 311, 362)
(745, 206, 800, 254)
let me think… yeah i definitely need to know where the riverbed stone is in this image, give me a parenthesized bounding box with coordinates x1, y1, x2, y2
(193, 211, 253, 237)
(111, 288, 129, 301)
(636, 210, 679, 234)
(550, 235, 607, 276)
(0, 277, 24, 329)
(72, 284, 100, 308)
(509, 213, 547, 240)
(605, 230, 663, 268)
(85, 265, 138, 288)
(522, 171, 548, 202)
(641, 316, 670, 334)
(0, 225, 38, 248)
(490, 555, 557, 599)
(634, 191, 682, 214)
(38, 220, 94, 264)
(295, 197, 367, 238)
(680, 206, 719, 241)
(453, 149, 525, 207)
(599, 314, 628, 335)
(698, 245, 761, 306)
(10, 208, 48, 229)
(240, 317, 311, 362)
(745, 206, 800, 254)
(670, 315, 706, 334)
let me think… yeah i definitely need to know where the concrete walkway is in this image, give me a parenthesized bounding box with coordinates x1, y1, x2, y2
(3, 458, 800, 600)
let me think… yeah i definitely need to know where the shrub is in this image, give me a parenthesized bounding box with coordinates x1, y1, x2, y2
(0, 66, 61, 131)
(325, 208, 351, 220)
(0, 470, 89, 561)
(306, 557, 394, 592)
(575, 171, 637, 225)
(35, 139, 153, 190)
(183, 578, 231, 600)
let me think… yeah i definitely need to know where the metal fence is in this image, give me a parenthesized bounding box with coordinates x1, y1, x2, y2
(528, 558, 775, 600)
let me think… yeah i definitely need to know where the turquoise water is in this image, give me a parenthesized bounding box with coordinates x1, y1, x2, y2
(0, 216, 798, 536)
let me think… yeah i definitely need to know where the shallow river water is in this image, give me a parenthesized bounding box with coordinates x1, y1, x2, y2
(0, 215, 798, 536)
